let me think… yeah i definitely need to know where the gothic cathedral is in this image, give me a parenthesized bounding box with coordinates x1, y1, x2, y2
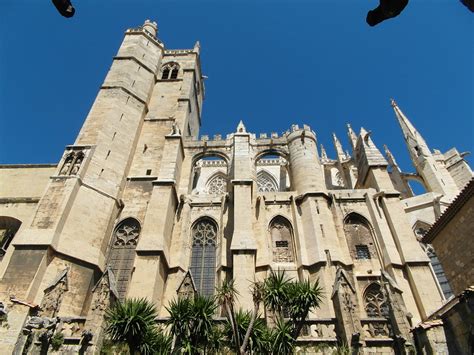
(0, 20, 472, 354)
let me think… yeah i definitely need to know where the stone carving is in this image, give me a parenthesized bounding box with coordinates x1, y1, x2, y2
(92, 277, 112, 312)
(57, 317, 87, 338)
(59, 150, 85, 176)
(41, 268, 68, 317)
(114, 220, 140, 246)
(177, 271, 197, 299)
(23, 316, 58, 334)
(362, 319, 390, 338)
(270, 216, 294, 262)
(331, 268, 363, 346)
(170, 122, 182, 136)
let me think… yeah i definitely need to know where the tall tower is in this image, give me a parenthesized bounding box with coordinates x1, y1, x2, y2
(0, 20, 204, 353)
(391, 99, 458, 199)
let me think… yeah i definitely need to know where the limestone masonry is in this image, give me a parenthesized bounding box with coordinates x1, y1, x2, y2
(0, 20, 472, 354)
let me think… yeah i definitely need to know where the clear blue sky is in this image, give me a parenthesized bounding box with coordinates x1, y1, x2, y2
(0, 0, 473, 177)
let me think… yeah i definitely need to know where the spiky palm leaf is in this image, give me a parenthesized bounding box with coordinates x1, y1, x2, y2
(271, 316, 295, 354)
(105, 298, 157, 354)
(263, 270, 292, 316)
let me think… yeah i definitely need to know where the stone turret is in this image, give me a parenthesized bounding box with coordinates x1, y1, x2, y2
(142, 19, 158, 37)
(287, 125, 324, 192)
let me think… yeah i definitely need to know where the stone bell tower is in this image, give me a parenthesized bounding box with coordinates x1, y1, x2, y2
(0, 19, 204, 353)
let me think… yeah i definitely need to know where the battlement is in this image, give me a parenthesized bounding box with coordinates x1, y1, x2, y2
(164, 49, 195, 55)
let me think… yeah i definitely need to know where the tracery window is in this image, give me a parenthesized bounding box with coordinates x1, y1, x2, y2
(257, 171, 278, 192)
(190, 218, 217, 296)
(108, 218, 141, 300)
(364, 283, 389, 318)
(161, 63, 180, 80)
(269, 216, 294, 263)
(206, 174, 227, 195)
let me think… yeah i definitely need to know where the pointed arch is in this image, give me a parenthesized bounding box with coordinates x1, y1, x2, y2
(363, 283, 389, 318)
(206, 172, 228, 195)
(161, 62, 180, 80)
(343, 213, 378, 261)
(190, 217, 218, 296)
(108, 217, 141, 300)
(269, 215, 295, 263)
(257, 170, 279, 192)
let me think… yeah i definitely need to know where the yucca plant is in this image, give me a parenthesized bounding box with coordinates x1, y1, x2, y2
(166, 294, 218, 354)
(105, 298, 157, 355)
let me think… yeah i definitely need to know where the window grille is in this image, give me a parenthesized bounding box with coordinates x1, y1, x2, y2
(356, 245, 371, 259)
(190, 218, 217, 296)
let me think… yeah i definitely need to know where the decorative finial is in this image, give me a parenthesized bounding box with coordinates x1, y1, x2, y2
(236, 120, 247, 133)
(193, 41, 201, 54)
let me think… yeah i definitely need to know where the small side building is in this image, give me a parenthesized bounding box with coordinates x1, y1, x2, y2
(414, 178, 474, 354)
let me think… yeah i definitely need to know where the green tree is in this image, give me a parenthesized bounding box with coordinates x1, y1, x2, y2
(262, 270, 323, 354)
(105, 298, 159, 355)
(166, 295, 218, 354)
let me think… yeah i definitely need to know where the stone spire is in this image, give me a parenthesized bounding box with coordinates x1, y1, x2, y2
(320, 144, 328, 161)
(346, 123, 358, 150)
(391, 99, 431, 159)
(391, 99, 458, 198)
(332, 133, 348, 161)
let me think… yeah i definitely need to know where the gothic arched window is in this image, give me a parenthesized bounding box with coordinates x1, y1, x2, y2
(190, 218, 217, 296)
(108, 217, 141, 299)
(257, 170, 278, 192)
(364, 283, 389, 318)
(0, 216, 21, 261)
(269, 216, 294, 263)
(161, 63, 180, 80)
(343, 213, 377, 261)
(206, 173, 227, 195)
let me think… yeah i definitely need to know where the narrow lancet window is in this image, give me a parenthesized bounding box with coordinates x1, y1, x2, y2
(190, 218, 217, 296)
